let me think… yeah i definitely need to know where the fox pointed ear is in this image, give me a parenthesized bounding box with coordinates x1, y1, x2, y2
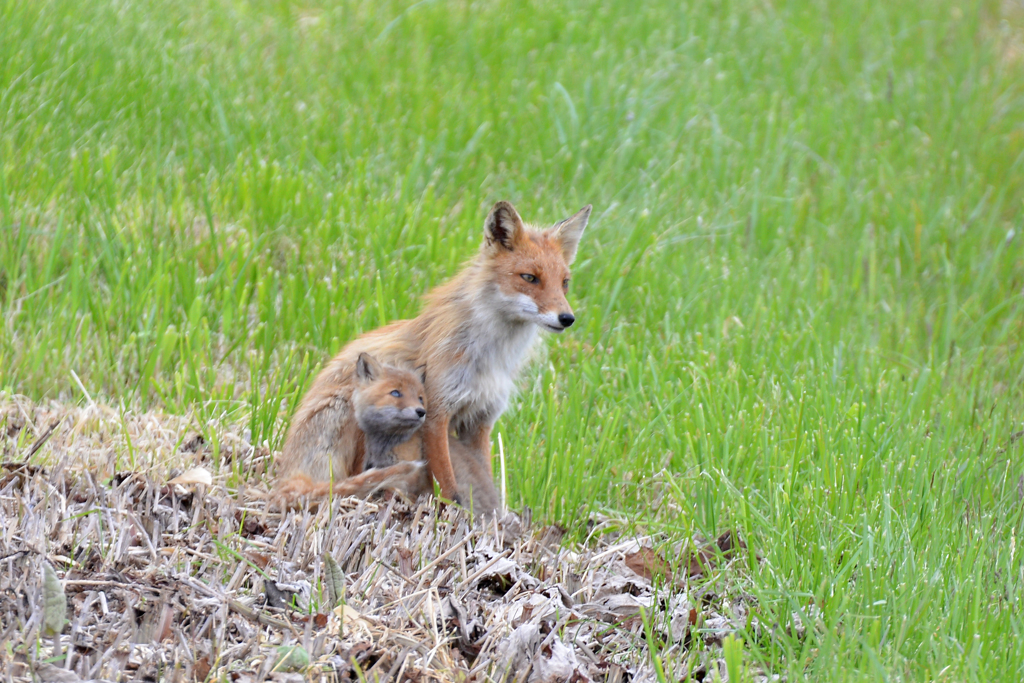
(550, 205, 591, 265)
(355, 353, 381, 382)
(483, 201, 524, 252)
(415, 364, 427, 385)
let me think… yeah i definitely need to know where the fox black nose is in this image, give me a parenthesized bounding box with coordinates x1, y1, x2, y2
(415, 407, 426, 418)
(558, 313, 575, 328)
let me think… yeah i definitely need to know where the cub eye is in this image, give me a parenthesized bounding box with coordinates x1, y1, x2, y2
(419, 396, 424, 404)
(390, 390, 402, 398)
(563, 278, 570, 290)
(520, 273, 538, 284)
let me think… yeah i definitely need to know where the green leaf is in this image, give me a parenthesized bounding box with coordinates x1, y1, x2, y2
(41, 564, 66, 637)
(323, 553, 344, 609)
(274, 645, 309, 672)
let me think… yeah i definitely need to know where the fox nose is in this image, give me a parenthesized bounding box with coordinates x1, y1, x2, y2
(415, 407, 426, 418)
(558, 313, 575, 328)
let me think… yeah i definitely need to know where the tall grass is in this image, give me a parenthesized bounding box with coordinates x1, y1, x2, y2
(2, 0, 1023, 677)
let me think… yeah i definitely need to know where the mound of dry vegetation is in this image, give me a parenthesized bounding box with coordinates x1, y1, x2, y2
(0, 397, 766, 682)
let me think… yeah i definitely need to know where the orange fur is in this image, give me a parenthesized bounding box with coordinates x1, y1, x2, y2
(278, 201, 590, 512)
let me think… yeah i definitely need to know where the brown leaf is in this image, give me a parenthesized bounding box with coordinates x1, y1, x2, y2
(397, 546, 414, 577)
(685, 546, 717, 577)
(245, 551, 271, 569)
(624, 548, 673, 582)
(194, 656, 212, 682)
(716, 530, 747, 555)
(154, 603, 175, 642)
(235, 510, 266, 536)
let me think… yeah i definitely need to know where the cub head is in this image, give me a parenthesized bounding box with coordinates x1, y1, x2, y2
(351, 353, 427, 437)
(481, 201, 591, 333)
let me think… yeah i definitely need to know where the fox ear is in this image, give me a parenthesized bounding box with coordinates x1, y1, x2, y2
(355, 353, 381, 382)
(550, 205, 591, 265)
(483, 201, 524, 252)
(415, 364, 427, 385)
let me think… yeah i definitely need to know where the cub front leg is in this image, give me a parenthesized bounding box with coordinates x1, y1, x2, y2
(334, 461, 432, 499)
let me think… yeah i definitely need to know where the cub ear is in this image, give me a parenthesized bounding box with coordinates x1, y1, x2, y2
(414, 364, 427, 386)
(355, 353, 382, 382)
(483, 201, 524, 252)
(550, 204, 591, 265)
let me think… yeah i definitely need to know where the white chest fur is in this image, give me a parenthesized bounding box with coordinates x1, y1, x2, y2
(437, 312, 538, 430)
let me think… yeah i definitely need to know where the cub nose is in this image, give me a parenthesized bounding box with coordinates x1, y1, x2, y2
(415, 407, 426, 418)
(557, 313, 575, 328)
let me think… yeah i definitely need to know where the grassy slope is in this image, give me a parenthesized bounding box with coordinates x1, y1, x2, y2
(2, 0, 1023, 678)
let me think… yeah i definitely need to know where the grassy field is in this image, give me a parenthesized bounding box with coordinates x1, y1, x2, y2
(3, 0, 1024, 678)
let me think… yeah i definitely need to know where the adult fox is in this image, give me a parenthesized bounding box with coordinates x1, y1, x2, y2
(277, 201, 590, 509)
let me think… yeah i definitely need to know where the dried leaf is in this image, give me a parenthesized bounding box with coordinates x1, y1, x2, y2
(340, 604, 366, 624)
(245, 550, 271, 569)
(168, 467, 212, 486)
(396, 545, 414, 577)
(41, 563, 66, 636)
(31, 662, 81, 682)
(686, 546, 717, 577)
(533, 640, 583, 683)
(624, 547, 673, 582)
(154, 603, 175, 642)
(323, 553, 344, 608)
(716, 530, 747, 555)
(194, 656, 212, 682)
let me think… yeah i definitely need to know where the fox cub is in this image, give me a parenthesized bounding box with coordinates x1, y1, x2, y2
(275, 353, 431, 501)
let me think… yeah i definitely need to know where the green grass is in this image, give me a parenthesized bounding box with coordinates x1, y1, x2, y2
(3, 0, 1024, 678)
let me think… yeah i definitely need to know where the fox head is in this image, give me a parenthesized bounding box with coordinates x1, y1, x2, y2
(351, 353, 427, 437)
(481, 201, 591, 333)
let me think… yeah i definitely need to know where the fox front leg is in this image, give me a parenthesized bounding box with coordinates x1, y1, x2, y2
(422, 407, 460, 503)
(466, 424, 493, 476)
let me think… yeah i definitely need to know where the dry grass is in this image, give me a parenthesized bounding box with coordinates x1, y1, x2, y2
(0, 396, 764, 682)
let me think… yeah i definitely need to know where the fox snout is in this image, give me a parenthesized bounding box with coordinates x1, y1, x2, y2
(537, 308, 576, 333)
(391, 405, 426, 425)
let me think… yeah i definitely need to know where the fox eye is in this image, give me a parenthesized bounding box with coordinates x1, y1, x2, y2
(520, 273, 538, 284)
(563, 278, 570, 290)
(390, 390, 402, 398)
(419, 396, 424, 404)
